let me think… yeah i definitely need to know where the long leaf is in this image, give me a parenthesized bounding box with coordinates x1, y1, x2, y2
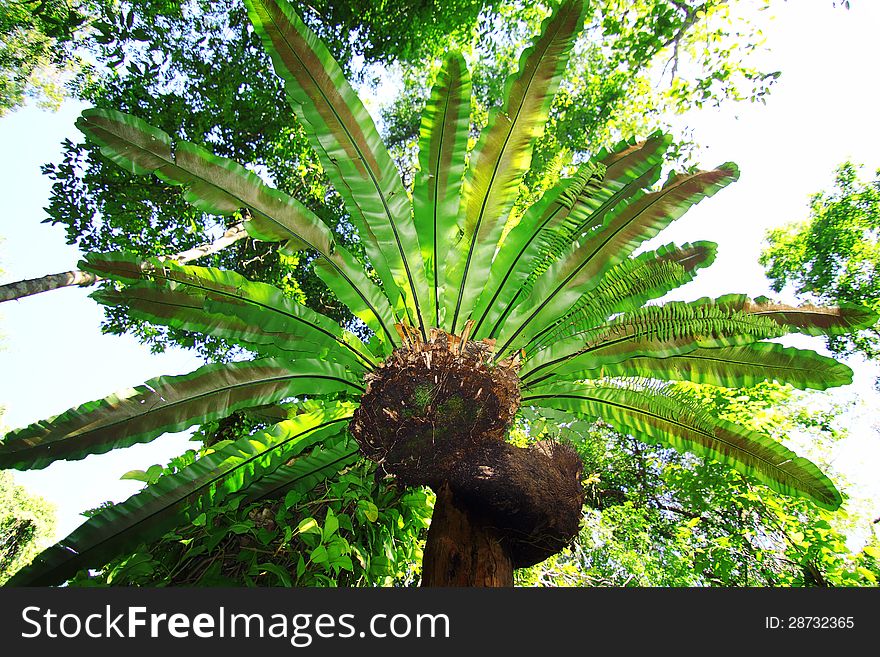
(82, 254, 378, 370)
(413, 52, 472, 328)
(76, 108, 399, 347)
(520, 299, 788, 386)
(523, 293, 878, 385)
(7, 403, 354, 586)
(312, 254, 396, 354)
(245, 0, 430, 337)
(471, 133, 670, 339)
(0, 358, 362, 470)
(93, 284, 370, 371)
(444, 0, 588, 333)
(497, 164, 739, 355)
(523, 381, 842, 510)
(565, 343, 854, 390)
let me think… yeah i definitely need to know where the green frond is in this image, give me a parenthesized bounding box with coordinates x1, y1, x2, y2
(244, 0, 430, 337)
(93, 283, 372, 371)
(523, 381, 842, 510)
(0, 360, 361, 471)
(243, 438, 361, 503)
(711, 294, 880, 336)
(83, 255, 378, 368)
(520, 298, 787, 386)
(469, 160, 608, 337)
(471, 133, 672, 340)
(413, 52, 472, 328)
(6, 402, 355, 586)
(582, 342, 854, 391)
(444, 0, 589, 333)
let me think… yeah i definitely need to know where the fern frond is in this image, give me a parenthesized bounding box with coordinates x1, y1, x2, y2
(521, 300, 788, 385)
(529, 241, 717, 352)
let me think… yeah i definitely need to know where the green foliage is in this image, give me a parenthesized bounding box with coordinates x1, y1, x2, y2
(299, 0, 499, 72)
(1, 357, 364, 471)
(761, 161, 880, 361)
(69, 448, 431, 587)
(31, 1, 782, 360)
(0, 0, 494, 116)
(0, 0, 104, 114)
(0, 470, 56, 584)
(518, 384, 879, 586)
(2, 0, 871, 587)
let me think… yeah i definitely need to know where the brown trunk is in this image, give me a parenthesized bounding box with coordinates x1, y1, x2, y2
(0, 270, 98, 303)
(421, 483, 514, 587)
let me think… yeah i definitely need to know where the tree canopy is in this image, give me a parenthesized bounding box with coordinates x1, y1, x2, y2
(761, 161, 880, 362)
(0, 0, 92, 115)
(0, 468, 57, 585)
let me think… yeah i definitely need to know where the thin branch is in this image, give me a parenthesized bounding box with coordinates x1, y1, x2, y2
(0, 223, 248, 304)
(659, 1, 727, 81)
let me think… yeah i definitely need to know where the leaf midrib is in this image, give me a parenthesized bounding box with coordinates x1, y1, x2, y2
(21, 372, 362, 452)
(261, 0, 426, 338)
(37, 415, 354, 586)
(522, 391, 831, 502)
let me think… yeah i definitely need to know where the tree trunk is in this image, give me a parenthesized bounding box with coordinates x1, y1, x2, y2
(0, 223, 248, 304)
(0, 270, 98, 302)
(421, 483, 514, 587)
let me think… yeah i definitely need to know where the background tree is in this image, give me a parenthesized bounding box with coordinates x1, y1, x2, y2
(0, 0, 110, 115)
(0, 467, 57, 585)
(761, 161, 880, 362)
(518, 382, 880, 586)
(0, 0, 490, 117)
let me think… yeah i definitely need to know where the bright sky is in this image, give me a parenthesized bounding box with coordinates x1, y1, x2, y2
(0, 102, 204, 538)
(1, 0, 878, 544)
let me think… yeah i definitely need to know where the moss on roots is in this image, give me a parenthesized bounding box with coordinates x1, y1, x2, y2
(350, 325, 585, 566)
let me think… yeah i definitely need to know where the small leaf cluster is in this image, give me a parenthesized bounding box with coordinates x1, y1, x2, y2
(761, 161, 880, 362)
(69, 447, 432, 587)
(0, 471, 57, 585)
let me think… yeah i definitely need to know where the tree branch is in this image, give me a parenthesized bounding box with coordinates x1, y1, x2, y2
(0, 222, 248, 304)
(659, 1, 726, 80)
